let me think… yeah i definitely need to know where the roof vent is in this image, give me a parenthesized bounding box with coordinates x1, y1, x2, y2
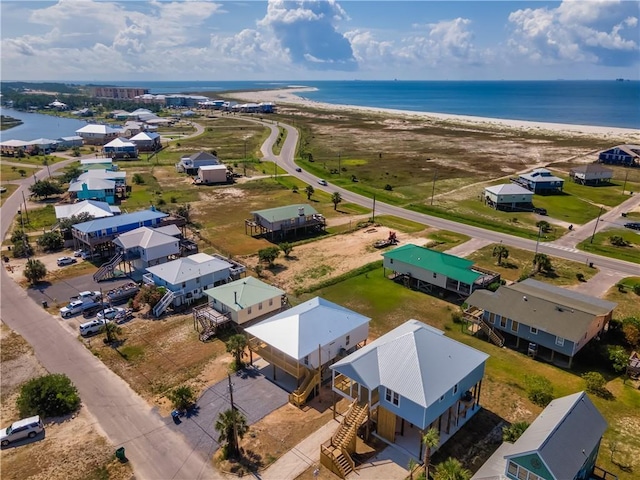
(523, 296, 527, 301)
(555, 306, 564, 312)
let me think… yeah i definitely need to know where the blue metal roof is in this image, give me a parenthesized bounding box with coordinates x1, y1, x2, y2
(73, 208, 168, 233)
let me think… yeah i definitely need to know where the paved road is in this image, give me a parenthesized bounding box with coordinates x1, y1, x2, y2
(252, 116, 640, 276)
(1, 156, 220, 479)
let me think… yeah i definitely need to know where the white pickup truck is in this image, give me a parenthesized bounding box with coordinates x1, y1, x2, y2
(60, 300, 98, 318)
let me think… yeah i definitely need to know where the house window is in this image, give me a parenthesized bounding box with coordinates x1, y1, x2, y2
(508, 462, 518, 475)
(556, 336, 565, 346)
(500, 317, 507, 328)
(182, 282, 186, 288)
(303, 355, 309, 366)
(390, 258, 393, 264)
(453, 384, 458, 395)
(488, 312, 495, 324)
(346, 335, 350, 346)
(258, 302, 263, 310)
(248, 307, 252, 314)
(433, 272, 437, 278)
(269, 298, 273, 306)
(530, 327, 538, 334)
(511, 321, 519, 332)
(385, 388, 400, 406)
(196, 277, 200, 283)
(439, 394, 445, 402)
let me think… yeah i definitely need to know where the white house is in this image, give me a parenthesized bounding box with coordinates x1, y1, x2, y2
(54, 200, 120, 220)
(75, 124, 120, 145)
(113, 226, 180, 271)
(176, 151, 219, 175)
(246, 297, 371, 407)
(196, 164, 228, 184)
(484, 184, 534, 211)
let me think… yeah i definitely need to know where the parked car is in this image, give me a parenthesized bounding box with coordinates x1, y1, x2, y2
(624, 222, 640, 231)
(318, 179, 328, 186)
(81, 251, 102, 260)
(79, 318, 109, 336)
(75, 291, 102, 303)
(533, 207, 547, 215)
(57, 256, 77, 267)
(82, 303, 110, 318)
(73, 249, 84, 257)
(1, 415, 44, 446)
(60, 299, 98, 318)
(295, 167, 302, 172)
(97, 307, 126, 321)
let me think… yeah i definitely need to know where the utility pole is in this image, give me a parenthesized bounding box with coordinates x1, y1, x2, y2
(243, 139, 247, 177)
(338, 153, 341, 175)
(227, 374, 239, 456)
(622, 170, 629, 194)
(21, 190, 30, 224)
(533, 223, 543, 266)
(590, 206, 604, 244)
(372, 194, 376, 223)
(430, 171, 438, 206)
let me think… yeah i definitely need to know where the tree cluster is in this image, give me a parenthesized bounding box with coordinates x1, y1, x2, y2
(17, 373, 80, 418)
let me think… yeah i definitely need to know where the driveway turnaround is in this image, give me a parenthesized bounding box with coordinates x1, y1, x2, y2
(169, 366, 288, 461)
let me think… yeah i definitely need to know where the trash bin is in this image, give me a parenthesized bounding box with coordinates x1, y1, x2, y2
(42, 301, 48, 309)
(589, 262, 594, 268)
(115, 447, 126, 462)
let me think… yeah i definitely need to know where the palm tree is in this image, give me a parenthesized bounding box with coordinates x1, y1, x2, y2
(433, 457, 472, 480)
(533, 253, 552, 273)
(226, 334, 248, 370)
(305, 185, 315, 200)
(331, 191, 342, 210)
(422, 427, 440, 478)
(101, 322, 122, 344)
(215, 408, 248, 458)
(492, 245, 509, 266)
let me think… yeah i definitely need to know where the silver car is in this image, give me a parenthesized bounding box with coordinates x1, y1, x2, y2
(1, 416, 44, 446)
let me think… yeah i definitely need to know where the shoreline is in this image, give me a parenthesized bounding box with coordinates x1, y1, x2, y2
(226, 87, 640, 139)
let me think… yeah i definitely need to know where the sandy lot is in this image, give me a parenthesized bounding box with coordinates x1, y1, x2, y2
(0, 323, 132, 480)
(239, 222, 434, 293)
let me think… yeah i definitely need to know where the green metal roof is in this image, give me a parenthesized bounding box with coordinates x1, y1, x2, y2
(382, 244, 481, 284)
(251, 204, 318, 222)
(203, 276, 285, 312)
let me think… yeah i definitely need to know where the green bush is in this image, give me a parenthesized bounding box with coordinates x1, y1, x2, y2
(524, 375, 554, 407)
(451, 312, 464, 324)
(582, 371, 607, 397)
(167, 385, 196, 411)
(503, 421, 530, 442)
(17, 374, 80, 418)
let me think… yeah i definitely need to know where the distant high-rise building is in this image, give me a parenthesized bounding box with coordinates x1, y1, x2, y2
(88, 86, 149, 100)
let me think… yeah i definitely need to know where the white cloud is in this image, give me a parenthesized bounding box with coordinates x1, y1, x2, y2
(508, 0, 639, 66)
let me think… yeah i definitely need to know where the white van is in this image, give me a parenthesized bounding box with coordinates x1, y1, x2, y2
(79, 318, 108, 336)
(1, 415, 44, 446)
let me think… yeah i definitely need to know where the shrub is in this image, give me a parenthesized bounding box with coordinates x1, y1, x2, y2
(609, 235, 629, 247)
(132, 173, 144, 185)
(157, 198, 167, 206)
(607, 346, 628, 373)
(17, 374, 80, 418)
(384, 184, 393, 191)
(451, 312, 464, 324)
(576, 272, 585, 282)
(503, 421, 530, 442)
(633, 284, 640, 296)
(524, 375, 554, 407)
(170, 196, 178, 203)
(37, 231, 64, 252)
(167, 385, 196, 411)
(23, 259, 47, 284)
(582, 371, 608, 397)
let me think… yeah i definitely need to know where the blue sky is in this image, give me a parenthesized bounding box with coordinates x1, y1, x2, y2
(1, 0, 638, 81)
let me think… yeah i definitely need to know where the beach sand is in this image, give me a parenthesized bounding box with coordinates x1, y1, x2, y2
(226, 87, 640, 141)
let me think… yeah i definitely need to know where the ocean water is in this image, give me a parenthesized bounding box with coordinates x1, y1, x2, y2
(86, 80, 640, 129)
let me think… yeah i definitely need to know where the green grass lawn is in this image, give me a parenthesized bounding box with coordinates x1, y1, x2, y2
(1, 163, 40, 181)
(560, 176, 632, 207)
(532, 191, 604, 225)
(0, 184, 19, 206)
(604, 277, 640, 319)
(467, 244, 598, 285)
(577, 229, 640, 264)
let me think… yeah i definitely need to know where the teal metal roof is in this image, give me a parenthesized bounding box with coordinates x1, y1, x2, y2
(251, 204, 318, 222)
(382, 244, 481, 284)
(203, 276, 284, 312)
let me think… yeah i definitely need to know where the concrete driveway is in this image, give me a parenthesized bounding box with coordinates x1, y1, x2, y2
(167, 366, 288, 461)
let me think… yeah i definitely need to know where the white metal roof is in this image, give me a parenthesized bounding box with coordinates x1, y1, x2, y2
(145, 253, 232, 285)
(54, 200, 117, 220)
(129, 131, 160, 141)
(485, 184, 533, 195)
(78, 170, 126, 181)
(331, 319, 489, 409)
(76, 124, 119, 135)
(80, 158, 113, 165)
(113, 226, 178, 250)
(0, 139, 29, 147)
(199, 164, 227, 171)
(245, 297, 370, 361)
(68, 178, 116, 191)
(104, 137, 136, 148)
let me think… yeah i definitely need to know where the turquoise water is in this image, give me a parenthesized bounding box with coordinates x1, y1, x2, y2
(87, 80, 640, 129)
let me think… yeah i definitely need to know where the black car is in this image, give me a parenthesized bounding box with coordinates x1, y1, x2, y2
(533, 207, 547, 215)
(624, 222, 640, 231)
(82, 303, 110, 318)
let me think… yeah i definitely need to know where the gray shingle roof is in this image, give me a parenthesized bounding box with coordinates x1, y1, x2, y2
(331, 320, 488, 412)
(466, 279, 616, 342)
(505, 392, 607, 480)
(113, 227, 177, 250)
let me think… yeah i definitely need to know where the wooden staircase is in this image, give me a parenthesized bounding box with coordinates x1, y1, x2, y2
(320, 400, 368, 478)
(289, 367, 320, 408)
(478, 318, 505, 347)
(93, 253, 122, 282)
